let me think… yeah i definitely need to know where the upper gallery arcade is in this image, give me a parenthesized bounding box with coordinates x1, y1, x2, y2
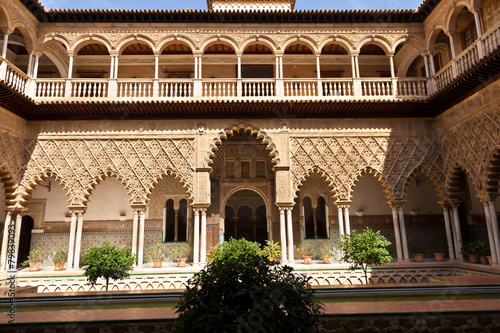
(0, 0, 499, 272)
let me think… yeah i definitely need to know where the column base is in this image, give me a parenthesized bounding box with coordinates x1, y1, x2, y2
(403, 259, 411, 262)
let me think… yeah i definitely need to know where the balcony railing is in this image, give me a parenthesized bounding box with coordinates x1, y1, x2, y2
(0, 22, 498, 104)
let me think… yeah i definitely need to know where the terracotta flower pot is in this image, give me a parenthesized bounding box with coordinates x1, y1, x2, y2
(480, 255, 489, 264)
(468, 254, 479, 263)
(29, 262, 41, 271)
(487, 256, 493, 265)
(54, 262, 64, 271)
(322, 255, 332, 264)
(414, 254, 424, 262)
(433, 253, 444, 262)
(153, 259, 163, 268)
(303, 255, 312, 264)
(176, 258, 187, 267)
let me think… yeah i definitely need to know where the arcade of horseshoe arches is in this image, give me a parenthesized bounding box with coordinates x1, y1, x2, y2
(0, 0, 499, 272)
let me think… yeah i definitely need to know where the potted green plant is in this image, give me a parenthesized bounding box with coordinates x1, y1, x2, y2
(53, 248, 67, 271)
(409, 240, 424, 262)
(260, 240, 281, 262)
(461, 240, 487, 263)
(318, 240, 338, 264)
(21, 246, 44, 271)
(432, 241, 448, 262)
(298, 241, 316, 264)
(172, 243, 191, 267)
(146, 243, 168, 268)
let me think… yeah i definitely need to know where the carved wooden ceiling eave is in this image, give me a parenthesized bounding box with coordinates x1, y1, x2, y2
(22, 99, 435, 120)
(20, 0, 440, 24)
(0, 84, 36, 116)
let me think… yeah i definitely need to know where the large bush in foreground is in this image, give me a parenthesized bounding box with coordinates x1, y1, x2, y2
(82, 241, 136, 291)
(174, 238, 322, 332)
(341, 227, 392, 284)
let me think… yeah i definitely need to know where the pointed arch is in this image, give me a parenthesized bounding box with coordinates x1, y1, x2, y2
(206, 122, 280, 168)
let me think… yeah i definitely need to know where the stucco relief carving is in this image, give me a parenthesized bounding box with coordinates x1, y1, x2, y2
(441, 107, 500, 196)
(290, 136, 445, 201)
(16, 138, 194, 208)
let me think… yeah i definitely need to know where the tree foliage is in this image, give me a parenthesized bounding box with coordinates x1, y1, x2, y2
(174, 238, 322, 332)
(340, 227, 392, 284)
(82, 241, 136, 291)
(207, 237, 264, 268)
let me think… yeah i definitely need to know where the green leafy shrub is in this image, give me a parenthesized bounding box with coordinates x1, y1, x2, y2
(172, 243, 191, 259)
(174, 238, 322, 333)
(461, 239, 489, 256)
(53, 248, 67, 263)
(208, 237, 264, 269)
(21, 246, 43, 266)
(340, 228, 392, 284)
(82, 241, 136, 291)
(260, 240, 281, 261)
(146, 242, 168, 262)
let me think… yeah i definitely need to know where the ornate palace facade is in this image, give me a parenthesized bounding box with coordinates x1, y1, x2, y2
(0, 0, 499, 271)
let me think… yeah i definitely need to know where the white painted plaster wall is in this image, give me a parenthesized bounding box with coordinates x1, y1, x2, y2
(85, 178, 133, 220)
(350, 175, 392, 215)
(403, 175, 442, 215)
(31, 177, 69, 222)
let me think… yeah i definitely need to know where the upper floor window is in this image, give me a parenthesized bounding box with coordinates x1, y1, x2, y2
(462, 24, 478, 49)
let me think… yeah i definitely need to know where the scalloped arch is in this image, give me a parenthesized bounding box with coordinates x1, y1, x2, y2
(294, 167, 338, 200)
(0, 164, 18, 208)
(445, 163, 480, 198)
(485, 147, 500, 195)
(146, 169, 193, 204)
(205, 122, 280, 168)
(19, 169, 72, 208)
(84, 169, 132, 206)
(349, 167, 393, 201)
(401, 165, 447, 201)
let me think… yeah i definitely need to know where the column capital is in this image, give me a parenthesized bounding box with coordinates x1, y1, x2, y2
(235, 51, 243, 56)
(389, 200, 405, 209)
(109, 50, 119, 57)
(131, 203, 147, 212)
(350, 51, 360, 56)
(335, 200, 351, 208)
(438, 201, 451, 209)
(191, 204, 210, 210)
(68, 205, 86, 213)
(276, 203, 294, 211)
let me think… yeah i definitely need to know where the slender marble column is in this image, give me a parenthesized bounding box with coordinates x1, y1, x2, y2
(194, 56, 198, 79)
(398, 207, 409, 261)
(237, 55, 242, 79)
(429, 54, 436, 76)
(154, 54, 159, 79)
(32, 54, 40, 79)
(275, 56, 279, 78)
(1, 34, 8, 59)
(451, 204, 463, 260)
(1, 211, 12, 271)
(287, 208, 294, 262)
(68, 54, 74, 79)
(354, 56, 360, 78)
(389, 54, 395, 78)
(350, 56, 356, 78)
(200, 209, 207, 263)
(483, 201, 498, 264)
(441, 204, 455, 260)
(199, 56, 203, 78)
(174, 210, 179, 242)
(316, 55, 321, 79)
(279, 56, 283, 78)
(132, 210, 138, 257)
(193, 210, 200, 264)
(391, 207, 403, 261)
(448, 33, 457, 59)
(343, 206, 351, 234)
(423, 55, 430, 77)
(138, 210, 145, 266)
(14, 214, 22, 268)
(312, 207, 318, 238)
(488, 200, 500, 262)
(473, 11, 483, 37)
(279, 208, 287, 262)
(449, 206, 460, 259)
(114, 55, 119, 78)
(67, 212, 77, 268)
(73, 212, 84, 268)
(110, 56, 115, 79)
(337, 205, 344, 237)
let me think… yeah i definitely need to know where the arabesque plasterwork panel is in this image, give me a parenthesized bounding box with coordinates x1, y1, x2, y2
(290, 135, 445, 201)
(16, 138, 195, 207)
